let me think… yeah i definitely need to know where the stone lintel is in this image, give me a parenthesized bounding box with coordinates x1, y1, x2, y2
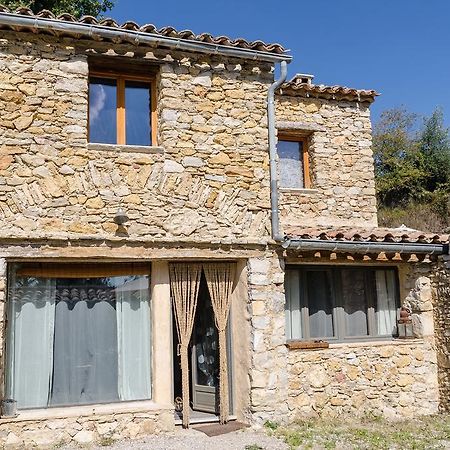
(87, 143, 165, 154)
(276, 121, 326, 133)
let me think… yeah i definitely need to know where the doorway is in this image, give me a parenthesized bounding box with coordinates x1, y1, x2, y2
(173, 272, 232, 421)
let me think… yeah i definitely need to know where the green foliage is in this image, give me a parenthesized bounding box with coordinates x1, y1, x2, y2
(374, 107, 450, 231)
(264, 420, 279, 431)
(2, 0, 115, 18)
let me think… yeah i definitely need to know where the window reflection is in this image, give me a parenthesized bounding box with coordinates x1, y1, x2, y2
(278, 140, 304, 188)
(89, 78, 117, 144)
(125, 81, 151, 146)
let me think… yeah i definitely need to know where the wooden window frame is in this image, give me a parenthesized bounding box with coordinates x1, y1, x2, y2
(277, 133, 311, 189)
(285, 266, 400, 343)
(89, 71, 157, 146)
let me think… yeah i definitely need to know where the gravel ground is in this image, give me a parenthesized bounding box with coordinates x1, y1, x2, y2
(62, 428, 288, 450)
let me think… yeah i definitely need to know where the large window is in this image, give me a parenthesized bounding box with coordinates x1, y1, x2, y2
(285, 266, 399, 341)
(277, 136, 310, 189)
(6, 263, 151, 410)
(89, 73, 156, 146)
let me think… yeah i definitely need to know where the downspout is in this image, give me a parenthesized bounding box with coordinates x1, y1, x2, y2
(268, 60, 289, 242)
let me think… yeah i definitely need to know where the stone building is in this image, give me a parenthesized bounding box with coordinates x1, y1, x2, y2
(0, 5, 449, 448)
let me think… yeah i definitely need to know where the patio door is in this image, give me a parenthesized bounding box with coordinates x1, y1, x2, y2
(191, 278, 219, 413)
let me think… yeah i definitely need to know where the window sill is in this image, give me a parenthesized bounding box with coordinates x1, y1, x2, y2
(0, 400, 173, 423)
(280, 188, 319, 195)
(286, 338, 424, 351)
(88, 143, 164, 155)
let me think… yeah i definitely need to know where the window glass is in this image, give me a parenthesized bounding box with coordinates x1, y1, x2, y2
(285, 269, 302, 339)
(375, 270, 398, 335)
(89, 77, 117, 144)
(341, 269, 369, 337)
(284, 266, 398, 342)
(278, 140, 304, 188)
(6, 264, 151, 409)
(125, 81, 151, 146)
(306, 270, 334, 338)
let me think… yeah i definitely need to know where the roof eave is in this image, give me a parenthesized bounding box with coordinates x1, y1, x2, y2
(0, 12, 292, 63)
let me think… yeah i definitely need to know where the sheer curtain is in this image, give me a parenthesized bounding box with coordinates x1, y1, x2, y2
(116, 276, 151, 401)
(7, 275, 56, 409)
(50, 280, 119, 406)
(376, 270, 397, 335)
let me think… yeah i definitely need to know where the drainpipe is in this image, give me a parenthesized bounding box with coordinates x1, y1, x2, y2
(268, 60, 289, 242)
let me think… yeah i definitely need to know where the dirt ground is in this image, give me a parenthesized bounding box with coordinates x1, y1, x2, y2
(61, 414, 450, 450)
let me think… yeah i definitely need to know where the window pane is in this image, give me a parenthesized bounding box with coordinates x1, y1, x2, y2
(125, 81, 151, 146)
(341, 269, 369, 337)
(50, 277, 119, 406)
(306, 270, 334, 338)
(278, 140, 304, 188)
(89, 78, 117, 144)
(7, 264, 151, 409)
(375, 270, 398, 335)
(285, 269, 302, 339)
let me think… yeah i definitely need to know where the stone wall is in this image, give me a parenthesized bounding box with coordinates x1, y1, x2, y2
(247, 251, 289, 424)
(275, 94, 378, 229)
(284, 260, 439, 420)
(433, 255, 450, 412)
(0, 31, 273, 243)
(0, 406, 174, 449)
(287, 340, 438, 420)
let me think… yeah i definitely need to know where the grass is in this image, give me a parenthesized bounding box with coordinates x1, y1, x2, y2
(265, 414, 450, 450)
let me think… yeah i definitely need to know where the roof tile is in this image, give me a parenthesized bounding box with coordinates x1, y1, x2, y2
(0, 5, 287, 55)
(281, 74, 379, 103)
(285, 226, 449, 245)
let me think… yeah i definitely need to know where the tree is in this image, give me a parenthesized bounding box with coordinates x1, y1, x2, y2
(374, 106, 450, 231)
(373, 107, 423, 206)
(2, 0, 115, 18)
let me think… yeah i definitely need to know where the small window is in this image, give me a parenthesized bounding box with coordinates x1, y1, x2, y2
(6, 263, 152, 409)
(277, 136, 310, 188)
(89, 73, 156, 146)
(285, 266, 399, 342)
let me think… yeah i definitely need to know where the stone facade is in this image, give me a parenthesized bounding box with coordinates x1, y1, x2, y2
(275, 94, 378, 229)
(0, 31, 273, 243)
(0, 406, 174, 448)
(433, 255, 450, 412)
(0, 19, 447, 450)
(287, 339, 438, 419)
(245, 256, 441, 423)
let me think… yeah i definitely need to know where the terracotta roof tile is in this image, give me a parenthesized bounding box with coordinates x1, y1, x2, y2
(280, 74, 379, 103)
(0, 5, 287, 56)
(284, 225, 449, 245)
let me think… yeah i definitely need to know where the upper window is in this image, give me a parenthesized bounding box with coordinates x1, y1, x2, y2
(89, 73, 156, 146)
(277, 135, 310, 189)
(285, 266, 399, 342)
(6, 263, 152, 409)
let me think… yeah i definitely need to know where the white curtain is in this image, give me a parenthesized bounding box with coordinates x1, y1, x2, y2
(7, 276, 56, 409)
(376, 270, 397, 335)
(116, 276, 151, 401)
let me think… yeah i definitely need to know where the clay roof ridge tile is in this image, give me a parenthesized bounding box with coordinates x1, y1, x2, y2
(36, 9, 55, 19)
(80, 15, 99, 25)
(121, 21, 139, 31)
(56, 13, 77, 22)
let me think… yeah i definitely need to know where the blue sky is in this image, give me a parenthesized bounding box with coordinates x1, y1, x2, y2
(109, 0, 450, 126)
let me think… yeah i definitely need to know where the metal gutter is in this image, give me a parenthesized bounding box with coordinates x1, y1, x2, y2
(284, 238, 447, 255)
(0, 13, 292, 63)
(268, 60, 289, 241)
